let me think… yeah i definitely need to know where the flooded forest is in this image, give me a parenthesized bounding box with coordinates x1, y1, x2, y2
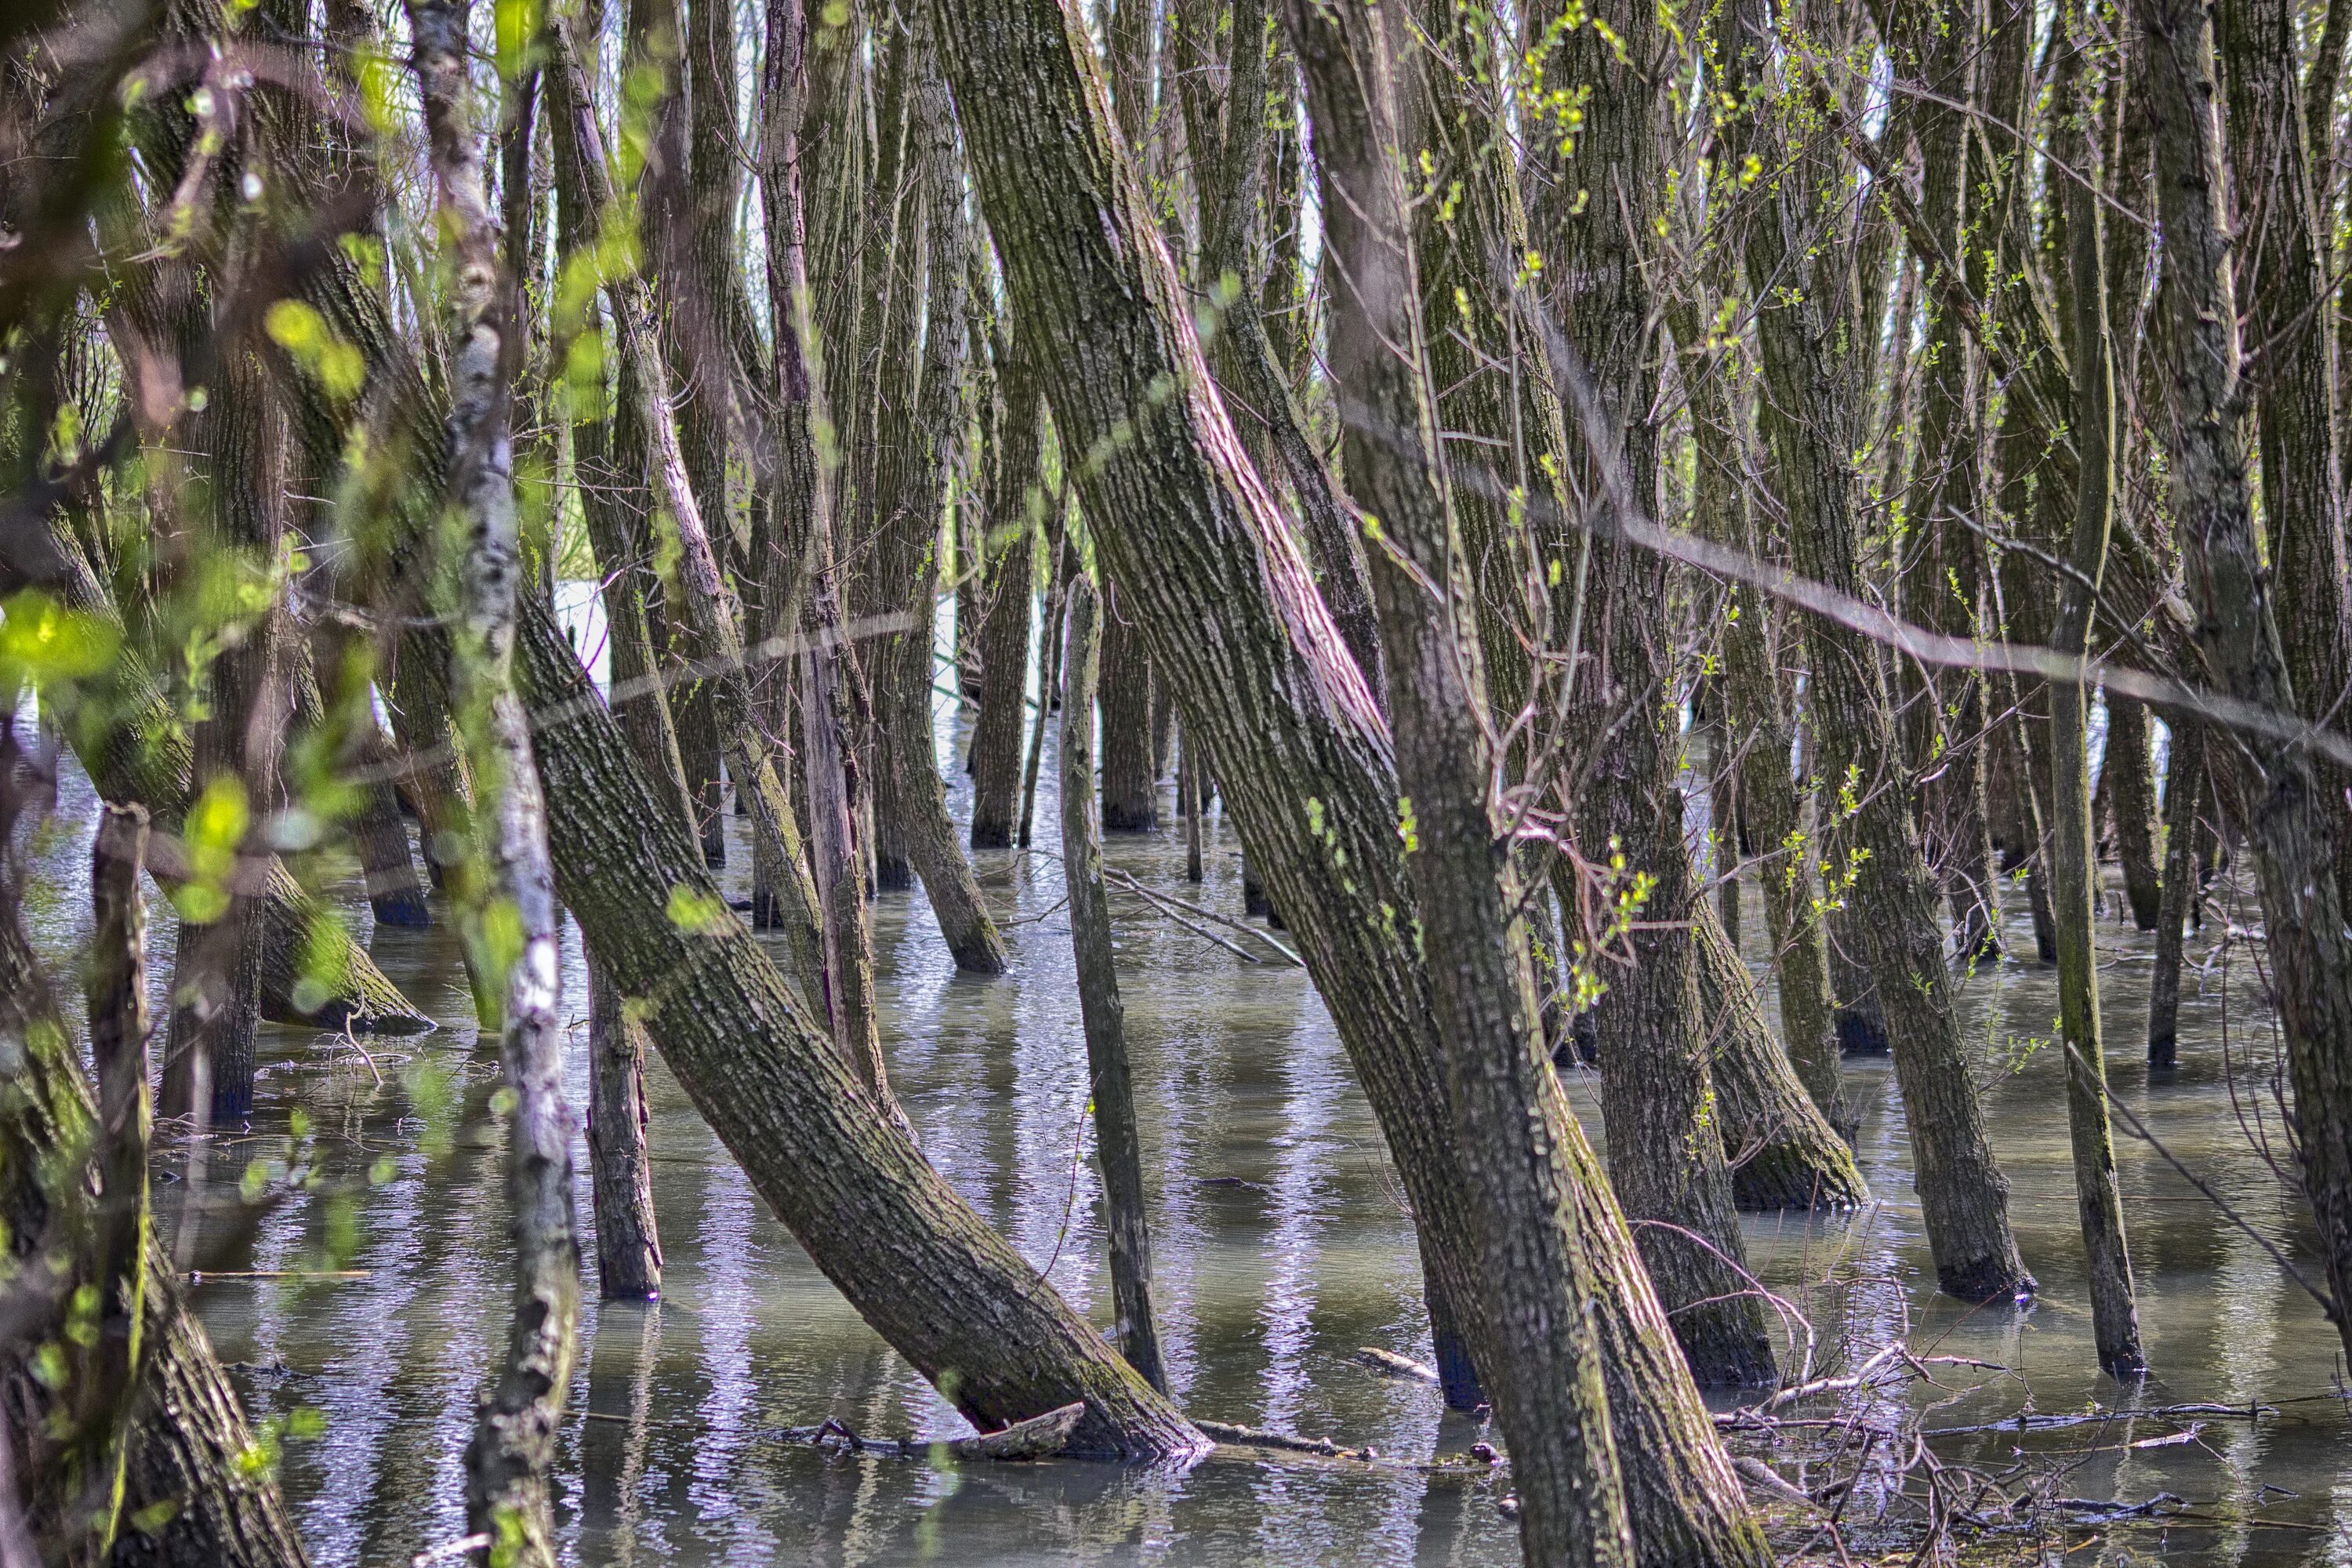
(11, 0, 2352, 1560)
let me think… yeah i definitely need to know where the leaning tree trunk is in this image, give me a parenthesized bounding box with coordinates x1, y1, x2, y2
(928, 0, 1769, 1554)
(1290, 3, 1638, 1554)
(1721, 0, 2031, 1302)
(1692, 905, 1869, 1210)
(2136, 0, 2352, 1368)
(548, 15, 833, 1008)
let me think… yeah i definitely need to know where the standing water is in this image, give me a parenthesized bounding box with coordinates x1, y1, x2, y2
(13, 608, 2352, 1566)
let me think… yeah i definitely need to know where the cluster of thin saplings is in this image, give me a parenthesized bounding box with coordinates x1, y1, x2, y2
(2, 0, 2350, 1562)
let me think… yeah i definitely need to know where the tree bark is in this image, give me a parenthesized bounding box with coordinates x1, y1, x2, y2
(2105, 695, 2162, 928)
(2136, 0, 2352, 1367)
(756, 0, 897, 1105)
(1287, 1, 1637, 1553)
(547, 14, 833, 1008)
(401, 8, 583, 1557)
(82, 804, 152, 1552)
(1721, 0, 2031, 1302)
(1692, 904, 1869, 1210)
(1892, 0, 2003, 962)
(1059, 578, 1167, 1392)
(1097, 588, 1158, 831)
(2147, 717, 2206, 1067)
(929, 0, 1769, 1552)
(513, 595, 1202, 1456)
(0, 755, 309, 1568)
(2216, 0, 2352, 906)
(2049, 24, 2144, 1374)
(1526, 0, 1774, 1388)
(969, 330, 1042, 848)
(587, 949, 662, 1299)
(868, 27, 1010, 971)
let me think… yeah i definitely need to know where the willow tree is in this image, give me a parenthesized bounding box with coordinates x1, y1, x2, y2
(1717, 0, 2031, 1303)
(928, 0, 1769, 1552)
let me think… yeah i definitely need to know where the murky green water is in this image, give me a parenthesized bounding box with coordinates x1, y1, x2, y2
(16, 637, 2352, 1566)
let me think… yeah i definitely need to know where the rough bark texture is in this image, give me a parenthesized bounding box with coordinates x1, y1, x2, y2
(1289, 2, 1638, 1559)
(82, 804, 151, 1552)
(2216, 0, 2352, 906)
(2049, 40, 2143, 1374)
(401, 7, 583, 1558)
(587, 950, 662, 1299)
(1526, 0, 1774, 1388)
(866, 29, 1010, 971)
(1892, 0, 2002, 962)
(1693, 906, 1869, 1211)
(969, 332, 1042, 848)
(2147, 717, 2206, 1067)
(1058, 579, 1168, 1392)
(159, 345, 289, 1126)
(1097, 588, 1158, 831)
(549, 14, 833, 1009)
(1722, 0, 2031, 1303)
(2137, 0, 2352, 1367)
(929, 0, 1768, 1554)
(513, 597, 1201, 1456)
(2105, 696, 2162, 927)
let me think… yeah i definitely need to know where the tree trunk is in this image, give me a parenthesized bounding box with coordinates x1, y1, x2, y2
(2106, 695, 2162, 928)
(2049, 23, 2144, 1374)
(1692, 905, 1869, 1210)
(160, 347, 289, 1127)
(1058, 578, 1167, 1392)
(1097, 589, 1158, 830)
(1892, 0, 2003, 963)
(969, 332, 1041, 848)
(1017, 508, 1073, 848)
(548, 15, 833, 1009)
(869, 27, 1009, 971)
(1722, 0, 2031, 1303)
(1523, 0, 1773, 1388)
(82, 804, 152, 1552)
(401, 11, 583, 1557)
(2216, 0, 2352, 907)
(513, 596, 1200, 1455)
(929, 0, 1768, 1552)
(2147, 717, 2206, 1068)
(587, 949, 662, 1299)
(1288, 2, 1638, 1553)
(2136, 0, 2352, 1367)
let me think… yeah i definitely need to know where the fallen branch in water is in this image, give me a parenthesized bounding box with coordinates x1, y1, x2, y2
(1349, 1346, 1439, 1383)
(771, 1402, 1088, 1461)
(1102, 866, 1306, 966)
(1920, 1401, 2274, 1438)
